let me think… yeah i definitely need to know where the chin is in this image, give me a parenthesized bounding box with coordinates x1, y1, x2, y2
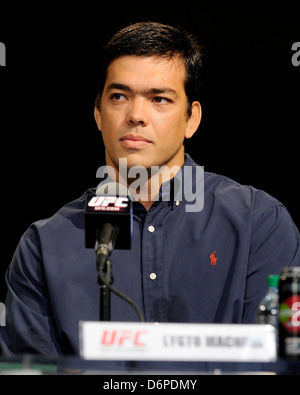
(118, 154, 153, 170)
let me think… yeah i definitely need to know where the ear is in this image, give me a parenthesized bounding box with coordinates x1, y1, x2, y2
(94, 105, 102, 131)
(185, 101, 202, 139)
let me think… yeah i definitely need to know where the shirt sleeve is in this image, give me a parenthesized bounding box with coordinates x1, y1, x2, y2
(243, 198, 300, 323)
(0, 226, 61, 356)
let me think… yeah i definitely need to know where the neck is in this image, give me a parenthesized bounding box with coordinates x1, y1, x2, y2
(105, 156, 185, 211)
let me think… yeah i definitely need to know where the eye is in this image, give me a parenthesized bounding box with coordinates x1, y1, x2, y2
(110, 93, 127, 102)
(153, 97, 172, 104)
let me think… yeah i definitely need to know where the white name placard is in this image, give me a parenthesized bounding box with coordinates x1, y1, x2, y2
(79, 322, 277, 362)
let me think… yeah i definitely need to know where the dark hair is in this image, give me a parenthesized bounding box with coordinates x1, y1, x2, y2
(96, 21, 203, 117)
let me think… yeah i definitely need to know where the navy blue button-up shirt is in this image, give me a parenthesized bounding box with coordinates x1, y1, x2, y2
(1, 154, 300, 357)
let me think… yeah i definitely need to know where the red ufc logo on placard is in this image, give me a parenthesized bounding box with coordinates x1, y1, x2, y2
(88, 196, 129, 209)
(101, 330, 147, 347)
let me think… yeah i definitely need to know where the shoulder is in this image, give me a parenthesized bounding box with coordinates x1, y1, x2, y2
(185, 154, 290, 226)
(186, 154, 281, 212)
(203, 171, 300, 262)
(204, 170, 283, 214)
(32, 188, 93, 229)
(22, 188, 95, 255)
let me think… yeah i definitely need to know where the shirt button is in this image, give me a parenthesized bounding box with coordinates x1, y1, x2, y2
(148, 226, 155, 233)
(150, 273, 157, 281)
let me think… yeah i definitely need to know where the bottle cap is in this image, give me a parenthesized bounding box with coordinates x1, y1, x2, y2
(267, 274, 280, 288)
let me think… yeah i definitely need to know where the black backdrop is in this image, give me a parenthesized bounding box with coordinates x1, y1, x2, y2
(0, 2, 300, 302)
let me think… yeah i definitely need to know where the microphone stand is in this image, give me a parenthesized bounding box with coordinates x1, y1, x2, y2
(96, 252, 113, 322)
(88, 191, 145, 322)
(95, 236, 145, 323)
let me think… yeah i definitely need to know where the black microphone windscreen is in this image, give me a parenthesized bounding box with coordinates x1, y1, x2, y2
(85, 183, 132, 250)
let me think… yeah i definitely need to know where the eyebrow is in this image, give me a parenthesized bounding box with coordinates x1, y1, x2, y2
(106, 83, 178, 98)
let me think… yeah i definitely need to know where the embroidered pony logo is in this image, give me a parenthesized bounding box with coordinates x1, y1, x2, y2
(210, 251, 218, 266)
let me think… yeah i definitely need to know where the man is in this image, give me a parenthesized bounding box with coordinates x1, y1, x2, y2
(1, 22, 299, 357)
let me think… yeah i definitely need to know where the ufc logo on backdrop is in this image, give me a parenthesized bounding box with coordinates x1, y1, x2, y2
(101, 330, 147, 347)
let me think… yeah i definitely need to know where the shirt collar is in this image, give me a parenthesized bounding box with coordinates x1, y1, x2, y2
(159, 154, 203, 209)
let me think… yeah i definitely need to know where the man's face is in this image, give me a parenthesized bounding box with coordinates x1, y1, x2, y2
(95, 55, 201, 173)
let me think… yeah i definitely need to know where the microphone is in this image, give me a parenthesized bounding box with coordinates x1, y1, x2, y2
(85, 182, 145, 322)
(85, 182, 132, 260)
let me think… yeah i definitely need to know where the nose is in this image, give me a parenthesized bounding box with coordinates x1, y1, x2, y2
(126, 98, 148, 127)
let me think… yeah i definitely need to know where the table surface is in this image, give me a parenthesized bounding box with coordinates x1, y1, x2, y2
(0, 356, 299, 375)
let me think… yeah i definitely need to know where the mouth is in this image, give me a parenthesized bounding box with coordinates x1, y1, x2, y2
(120, 134, 152, 149)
